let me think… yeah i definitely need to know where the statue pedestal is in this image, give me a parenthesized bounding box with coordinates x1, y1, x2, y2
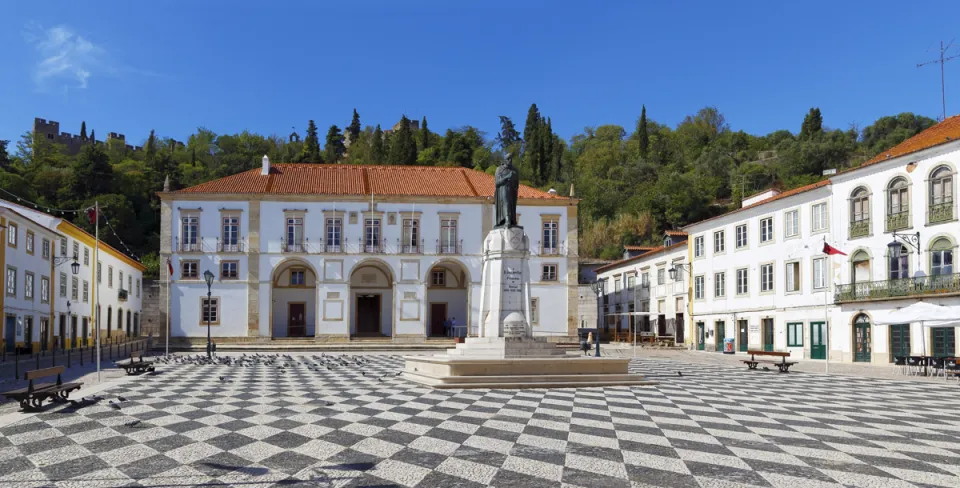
(402, 227, 655, 389)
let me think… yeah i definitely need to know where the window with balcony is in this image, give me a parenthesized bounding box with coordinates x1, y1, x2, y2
(181, 215, 199, 251)
(785, 261, 800, 292)
(542, 264, 558, 281)
(402, 219, 419, 253)
(694, 275, 704, 299)
(713, 231, 725, 254)
(222, 216, 239, 251)
(851, 250, 871, 284)
(888, 243, 909, 280)
(325, 218, 342, 252)
(181, 261, 198, 279)
(735, 224, 747, 248)
(850, 187, 870, 238)
(886, 177, 910, 231)
(714, 272, 725, 297)
(736, 268, 748, 295)
(784, 210, 799, 238)
(657, 268, 665, 285)
(694, 236, 704, 257)
(221, 261, 238, 279)
(812, 202, 828, 233)
(626, 274, 636, 289)
(760, 217, 773, 243)
(440, 219, 458, 254)
(641, 272, 649, 287)
(930, 238, 954, 276)
(364, 219, 381, 252)
(286, 217, 304, 252)
(760, 263, 774, 292)
(542, 220, 559, 255)
(929, 165, 954, 224)
(119, 271, 124, 290)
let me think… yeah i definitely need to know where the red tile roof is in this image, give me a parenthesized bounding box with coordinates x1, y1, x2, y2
(170, 164, 566, 200)
(860, 115, 960, 167)
(683, 179, 831, 231)
(594, 242, 688, 274)
(664, 230, 688, 236)
(623, 245, 657, 251)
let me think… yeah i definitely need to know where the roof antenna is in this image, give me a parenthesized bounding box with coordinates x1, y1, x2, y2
(918, 39, 960, 120)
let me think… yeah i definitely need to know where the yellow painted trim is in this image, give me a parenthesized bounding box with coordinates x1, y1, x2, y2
(55, 221, 146, 271)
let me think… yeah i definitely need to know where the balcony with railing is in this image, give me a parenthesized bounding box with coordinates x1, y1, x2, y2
(929, 201, 954, 224)
(118, 289, 128, 301)
(885, 210, 910, 232)
(849, 219, 870, 239)
(217, 237, 245, 253)
(397, 239, 424, 255)
(537, 241, 566, 257)
(436, 239, 463, 255)
(281, 236, 307, 253)
(835, 273, 960, 303)
(175, 237, 203, 253)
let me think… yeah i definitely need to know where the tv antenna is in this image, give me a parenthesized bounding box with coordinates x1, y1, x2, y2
(918, 39, 960, 120)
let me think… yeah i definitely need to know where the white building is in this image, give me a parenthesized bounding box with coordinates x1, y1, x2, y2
(159, 160, 579, 342)
(593, 232, 689, 343)
(0, 206, 62, 353)
(0, 199, 146, 350)
(681, 115, 960, 363)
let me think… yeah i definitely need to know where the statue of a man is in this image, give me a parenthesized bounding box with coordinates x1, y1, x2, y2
(494, 154, 520, 228)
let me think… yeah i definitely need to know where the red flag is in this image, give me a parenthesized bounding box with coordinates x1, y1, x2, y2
(167, 258, 174, 278)
(86, 206, 97, 225)
(822, 242, 847, 256)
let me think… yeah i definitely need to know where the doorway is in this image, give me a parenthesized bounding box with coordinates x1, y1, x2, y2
(71, 316, 78, 347)
(4, 315, 14, 353)
(81, 318, 89, 347)
(696, 322, 705, 350)
(675, 313, 685, 343)
(853, 314, 871, 362)
(24, 317, 33, 351)
(738, 319, 748, 352)
(657, 314, 667, 337)
(890, 324, 910, 359)
(288, 303, 306, 337)
(715, 321, 725, 352)
(58, 314, 66, 349)
(430, 303, 447, 337)
(762, 318, 774, 352)
(40, 318, 49, 352)
(355, 295, 381, 336)
(810, 321, 827, 360)
(933, 327, 956, 358)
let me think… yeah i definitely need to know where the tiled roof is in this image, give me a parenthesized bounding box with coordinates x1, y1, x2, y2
(623, 245, 657, 251)
(682, 179, 831, 231)
(170, 164, 566, 200)
(859, 115, 960, 168)
(664, 230, 688, 236)
(594, 242, 688, 274)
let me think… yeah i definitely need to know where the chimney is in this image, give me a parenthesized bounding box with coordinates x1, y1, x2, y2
(261, 155, 270, 175)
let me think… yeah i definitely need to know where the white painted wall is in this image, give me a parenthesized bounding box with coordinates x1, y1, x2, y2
(0, 210, 59, 347)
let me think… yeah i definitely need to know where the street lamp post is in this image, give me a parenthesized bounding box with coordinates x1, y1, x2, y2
(203, 270, 215, 359)
(589, 279, 605, 357)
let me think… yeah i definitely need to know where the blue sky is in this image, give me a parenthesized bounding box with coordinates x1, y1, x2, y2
(3, 1, 960, 148)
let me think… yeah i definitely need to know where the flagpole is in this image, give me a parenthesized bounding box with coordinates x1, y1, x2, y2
(94, 201, 101, 383)
(166, 258, 170, 357)
(823, 236, 829, 374)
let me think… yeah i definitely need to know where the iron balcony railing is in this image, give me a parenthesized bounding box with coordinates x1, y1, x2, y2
(217, 237, 245, 253)
(118, 289, 128, 301)
(929, 201, 954, 224)
(436, 239, 463, 255)
(835, 273, 960, 303)
(885, 210, 910, 232)
(281, 236, 306, 253)
(849, 219, 870, 239)
(397, 239, 424, 254)
(537, 241, 565, 256)
(175, 237, 203, 252)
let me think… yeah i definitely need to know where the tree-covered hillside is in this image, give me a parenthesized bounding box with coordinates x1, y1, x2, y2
(0, 107, 936, 273)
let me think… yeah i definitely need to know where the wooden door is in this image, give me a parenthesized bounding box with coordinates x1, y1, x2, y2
(58, 315, 65, 349)
(657, 315, 667, 337)
(762, 318, 774, 352)
(71, 316, 78, 347)
(81, 318, 88, 347)
(738, 320, 748, 352)
(933, 327, 956, 358)
(675, 314, 685, 343)
(853, 317, 871, 362)
(810, 321, 827, 360)
(890, 324, 910, 359)
(715, 321, 725, 352)
(356, 295, 381, 335)
(430, 303, 447, 337)
(696, 322, 705, 350)
(288, 303, 306, 337)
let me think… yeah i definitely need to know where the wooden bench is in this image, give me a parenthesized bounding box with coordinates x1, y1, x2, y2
(742, 350, 797, 373)
(1, 366, 82, 411)
(119, 352, 155, 375)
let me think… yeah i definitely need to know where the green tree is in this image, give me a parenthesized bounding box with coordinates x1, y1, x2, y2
(539, 117, 554, 182)
(89, 129, 95, 143)
(70, 143, 113, 200)
(419, 116, 430, 150)
(145, 129, 157, 163)
(371, 125, 385, 164)
(522, 104, 542, 183)
(347, 109, 361, 144)
(389, 116, 418, 165)
(324, 125, 346, 163)
(80, 121, 87, 141)
(638, 105, 649, 158)
(299, 120, 322, 162)
(0, 140, 10, 172)
(800, 107, 823, 139)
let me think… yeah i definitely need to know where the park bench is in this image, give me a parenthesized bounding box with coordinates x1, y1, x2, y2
(118, 352, 155, 375)
(1, 366, 82, 411)
(742, 350, 797, 373)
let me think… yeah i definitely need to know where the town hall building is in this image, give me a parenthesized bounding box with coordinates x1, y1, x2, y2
(159, 158, 579, 343)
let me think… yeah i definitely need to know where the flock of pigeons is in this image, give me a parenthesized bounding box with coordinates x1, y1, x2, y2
(152, 352, 405, 382)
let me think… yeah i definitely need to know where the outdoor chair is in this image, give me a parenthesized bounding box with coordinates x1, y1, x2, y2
(906, 356, 923, 376)
(893, 356, 907, 375)
(930, 357, 946, 378)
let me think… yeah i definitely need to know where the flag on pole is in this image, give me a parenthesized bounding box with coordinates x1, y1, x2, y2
(822, 242, 847, 256)
(167, 257, 174, 278)
(86, 206, 97, 225)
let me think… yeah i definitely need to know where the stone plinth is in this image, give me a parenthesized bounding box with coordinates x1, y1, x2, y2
(446, 337, 566, 358)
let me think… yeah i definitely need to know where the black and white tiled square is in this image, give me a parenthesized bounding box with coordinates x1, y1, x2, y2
(1, 353, 959, 487)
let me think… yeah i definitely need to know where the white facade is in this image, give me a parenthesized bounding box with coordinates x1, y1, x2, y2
(0, 207, 61, 353)
(161, 165, 578, 341)
(594, 239, 689, 343)
(0, 200, 146, 349)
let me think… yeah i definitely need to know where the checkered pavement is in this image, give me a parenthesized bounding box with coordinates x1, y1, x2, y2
(0, 354, 958, 487)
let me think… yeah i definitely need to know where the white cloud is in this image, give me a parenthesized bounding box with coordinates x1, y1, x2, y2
(23, 22, 106, 91)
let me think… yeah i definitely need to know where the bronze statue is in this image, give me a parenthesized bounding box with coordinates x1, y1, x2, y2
(494, 154, 520, 228)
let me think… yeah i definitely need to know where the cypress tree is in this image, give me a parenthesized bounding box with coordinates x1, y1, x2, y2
(347, 109, 361, 144)
(80, 121, 87, 141)
(639, 105, 649, 158)
(89, 129, 95, 143)
(145, 129, 157, 163)
(523, 104, 542, 184)
(800, 107, 823, 139)
(389, 116, 418, 165)
(540, 117, 554, 182)
(371, 125, 385, 164)
(420, 116, 430, 150)
(496, 116, 521, 150)
(300, 120, 322, 162)
(324, 125, 346, 163)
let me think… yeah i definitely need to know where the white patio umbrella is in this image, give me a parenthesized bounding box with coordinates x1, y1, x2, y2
(873, 301, 960, 356)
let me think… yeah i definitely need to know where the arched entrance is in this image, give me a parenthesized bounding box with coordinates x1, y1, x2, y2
(425, 260, 469, 338)
(272, 259, 318, 338)
(349, 260, 394, 338)
(853, 314, 872, 362)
